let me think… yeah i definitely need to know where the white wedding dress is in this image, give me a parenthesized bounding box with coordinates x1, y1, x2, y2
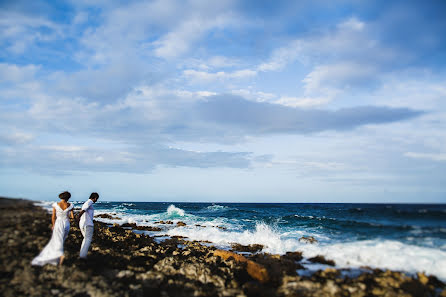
(31, 202, 73, 266)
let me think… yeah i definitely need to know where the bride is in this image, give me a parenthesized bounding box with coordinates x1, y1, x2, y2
(32, 191, 74, 266)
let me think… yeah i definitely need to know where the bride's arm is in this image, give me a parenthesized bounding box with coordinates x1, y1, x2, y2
(51, 207, 56, 230)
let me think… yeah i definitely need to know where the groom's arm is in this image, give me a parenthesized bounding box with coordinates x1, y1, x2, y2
(76, 209, 85, 221)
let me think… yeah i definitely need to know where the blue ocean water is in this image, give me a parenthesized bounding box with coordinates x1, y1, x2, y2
(38, 201, 446, 279)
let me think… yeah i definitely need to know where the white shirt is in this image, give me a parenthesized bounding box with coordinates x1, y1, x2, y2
(79, 199, 94, 228)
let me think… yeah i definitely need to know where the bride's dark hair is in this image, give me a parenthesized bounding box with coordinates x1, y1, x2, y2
(59, 191, 71, 201)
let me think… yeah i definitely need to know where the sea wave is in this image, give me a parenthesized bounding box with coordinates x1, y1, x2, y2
(122, 203, 136, 207)
(167, 204, 185, 217)
(205, 204, 229, 212)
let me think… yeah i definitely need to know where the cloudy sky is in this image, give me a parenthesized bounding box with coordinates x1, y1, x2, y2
(1, 0, 445, 202)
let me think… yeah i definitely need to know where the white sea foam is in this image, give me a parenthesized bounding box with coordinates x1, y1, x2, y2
(205, 204, 229, 211)
(167, 205, 185, 217)
(122, 203, 136, 207)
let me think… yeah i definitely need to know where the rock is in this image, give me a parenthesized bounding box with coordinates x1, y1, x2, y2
(231, 243, 264, 253)
(284, 251, 303, 262)
(308, 255, 335, 266)
(135, 226, 162, 232)
(417, 272, 428, 285)
(214, 249, 269, 283)
(121, 222, 137, 228)
(298, 236, 318, 244)
(95, 213, 121, 220)
(177, 221, 187, 226)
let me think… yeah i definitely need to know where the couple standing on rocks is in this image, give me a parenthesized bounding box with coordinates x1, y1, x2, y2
(31, 191, 99, 266)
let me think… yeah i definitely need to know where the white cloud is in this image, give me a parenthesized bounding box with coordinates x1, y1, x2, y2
(302, 62, 378, 93)
(183, 69, 257, 83)
(337, 17, 365, 31)
(257, 40, 303, 72)
(275, 96, 332, 108)
(0, 131, 34, 145)
(0, 63, 40, 83)
(153, 18, 209, 59)
(404, 152, 446, 161)
(0, 11, 62, 54)
(230, 89, 276, 102)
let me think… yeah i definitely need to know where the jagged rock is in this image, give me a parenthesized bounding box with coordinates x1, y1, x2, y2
(177, 221, 187, 226)
(135, 226, 162, 232)
(95, 213, 121, 220)
(121, 222, 137, 228)
(231, 243, 264, 253)
(298, 236, 318, 244)
(308, 255, 335, 266)
(214, 249, 269, 283)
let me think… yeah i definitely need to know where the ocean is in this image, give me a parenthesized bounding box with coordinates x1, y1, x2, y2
(37, 201, 446, 280)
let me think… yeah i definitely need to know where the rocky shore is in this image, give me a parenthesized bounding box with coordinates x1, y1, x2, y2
(1, 197, 445, 297)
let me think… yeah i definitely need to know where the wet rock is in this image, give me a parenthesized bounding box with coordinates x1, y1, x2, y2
(121, 222, 137, 228)
(214, 250, 269, 283)
(417, 272, 429, 285)
(135, 226, 162, 232)
(298, 236, 318, 244)
(231, 243, 264, 253)
(308, 255, 335, 266)
(154, 220, 173, 224)
(95, 213, 121, 220)
(177, 221, 187, 227)
(284, 251, 303, 262)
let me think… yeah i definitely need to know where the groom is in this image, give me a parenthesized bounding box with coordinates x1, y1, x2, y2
(77, 192, 99, 259)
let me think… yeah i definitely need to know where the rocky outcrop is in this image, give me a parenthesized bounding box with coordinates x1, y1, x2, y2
(95, 213, 121, 220)
(231, 243, 264, 253)
(214, 249, 270, 283)
(308, 255, 336, 266)
(299, 236, 318, 244)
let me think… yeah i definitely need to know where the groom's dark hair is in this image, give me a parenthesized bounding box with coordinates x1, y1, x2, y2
(89, 192, 99, 200)
(59, 191, 71, 201)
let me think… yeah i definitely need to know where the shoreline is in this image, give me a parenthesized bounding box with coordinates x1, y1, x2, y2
(1, 197, 445, 297)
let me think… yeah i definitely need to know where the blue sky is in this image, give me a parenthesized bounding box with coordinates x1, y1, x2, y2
(0, 0, 445, 202)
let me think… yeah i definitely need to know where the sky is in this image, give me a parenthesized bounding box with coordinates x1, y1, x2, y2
(0, 0, 445, 203)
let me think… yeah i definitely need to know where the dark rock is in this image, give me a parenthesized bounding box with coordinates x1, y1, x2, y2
(95, 213, 121, 220)
(135, 226, 162, 232)
(231, 243, 264, 253)
(308, 255, 335, 266)
(177, 221, 187, 227)
(298, 236, 318, 244)
(121, 222, 137, 228)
